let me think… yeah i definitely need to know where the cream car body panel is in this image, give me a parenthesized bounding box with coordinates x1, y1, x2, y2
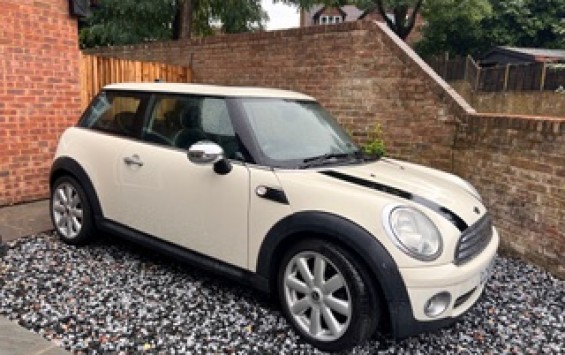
(50, 83, 500, 348)
(55, 128, 250, 268)
(400, 228, 498, 320)
(271, 162, 498, 320)
(270, 164, 485, 268)
(114, 140, 250, 268)
(54, 128, 130, 219)
(247, 166, 293, 269)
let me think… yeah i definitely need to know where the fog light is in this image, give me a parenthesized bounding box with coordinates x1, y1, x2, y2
(424, 292, 451, 318)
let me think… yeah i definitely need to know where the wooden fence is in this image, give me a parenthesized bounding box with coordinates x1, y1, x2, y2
(80, 54, 192, 108)
(428, 55, 565, 92)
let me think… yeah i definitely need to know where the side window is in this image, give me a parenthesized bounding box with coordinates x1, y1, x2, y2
(80, 92, 144, 138)
(200, 98, 241, 159)
(144, 95, 242, 160)
(201, 98, 234, 136)
(143, 97, 185, 146)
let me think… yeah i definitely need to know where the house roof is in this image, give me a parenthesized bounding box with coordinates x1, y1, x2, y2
(305, 5, 364, 25)
(313, 6, 347, 20)
(340, 5, 364, 20)
(484, 46, 565, 63)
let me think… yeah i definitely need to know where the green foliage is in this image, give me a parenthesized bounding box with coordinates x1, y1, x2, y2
(415, 0, 492, 57)
(194, 0, 267, 36)
(80, 0, 177, 48)
(482, 0, 565, 50)
(361, 123, 386, 157)
(279, 0, 424, 40)
(416, 0, 565, 57)
(80, 0, 267, 48)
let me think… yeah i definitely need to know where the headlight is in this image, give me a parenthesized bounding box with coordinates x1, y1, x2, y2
(384, 206, 443, 261)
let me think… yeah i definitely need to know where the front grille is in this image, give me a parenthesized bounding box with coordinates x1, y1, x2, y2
(455, 213, 493, 265)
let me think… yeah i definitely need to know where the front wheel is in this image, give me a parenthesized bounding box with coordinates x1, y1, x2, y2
(50, 176, 95, 245)
(278, 239, 379, 352)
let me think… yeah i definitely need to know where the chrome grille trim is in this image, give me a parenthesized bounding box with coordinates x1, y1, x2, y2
(455, 213, 493, 265)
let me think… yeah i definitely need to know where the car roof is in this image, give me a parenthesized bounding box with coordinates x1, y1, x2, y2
(103, 82, 316, 101)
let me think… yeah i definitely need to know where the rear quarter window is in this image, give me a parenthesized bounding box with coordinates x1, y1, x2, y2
(80, 92, 147, 138)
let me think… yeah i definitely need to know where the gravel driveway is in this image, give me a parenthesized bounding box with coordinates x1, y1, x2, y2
(1, 233, 563, 354)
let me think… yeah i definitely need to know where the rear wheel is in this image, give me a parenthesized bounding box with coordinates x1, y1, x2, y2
(50, 176, 95, 245)
(278, 239, 379, 352)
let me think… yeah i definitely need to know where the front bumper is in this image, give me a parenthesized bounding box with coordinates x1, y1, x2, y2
(391, 227, 499, 339)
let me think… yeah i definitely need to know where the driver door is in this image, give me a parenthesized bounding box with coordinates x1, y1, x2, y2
(113, 94, 250, 269)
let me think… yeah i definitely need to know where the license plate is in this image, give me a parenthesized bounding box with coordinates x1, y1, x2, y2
(480, 259, 495, 285)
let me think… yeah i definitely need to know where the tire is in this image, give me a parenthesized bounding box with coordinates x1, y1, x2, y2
(50, 175, 95, 245)
(277, 239, 379, 352)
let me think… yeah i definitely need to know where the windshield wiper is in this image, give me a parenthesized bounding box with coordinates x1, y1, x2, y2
(299, 152, 359, 169)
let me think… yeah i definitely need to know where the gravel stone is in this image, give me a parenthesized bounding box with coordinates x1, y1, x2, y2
(0, 232, 563, 353)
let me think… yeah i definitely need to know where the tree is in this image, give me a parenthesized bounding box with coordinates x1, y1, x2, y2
(278, 0, 424, 41)
(482, 0, 565, 50)
(356, 0, 423, 40)
(273, 0, 423, 40)
(176, 0, 193, 39)
(175, 0, 267, 39)
(415, 0, 492, 57)
(79, 0, 177, 48)
(80, 0, 268, 48)
(415, 0, 565, 57)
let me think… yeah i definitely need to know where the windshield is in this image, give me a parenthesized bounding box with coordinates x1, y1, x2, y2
(241, 98, 360, 167)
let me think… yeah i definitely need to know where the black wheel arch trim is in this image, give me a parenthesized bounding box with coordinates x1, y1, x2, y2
(50, 157, 104, 224)
(257, 211, 462, 338)
(256, 212, 410, 331)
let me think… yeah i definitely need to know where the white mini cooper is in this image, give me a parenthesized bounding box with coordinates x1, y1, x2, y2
(50, 83, 498, 352)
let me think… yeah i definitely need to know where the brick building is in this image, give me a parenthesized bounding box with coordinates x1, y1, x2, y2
(0, 0, 82, 206)
(300, 5, 424, 43)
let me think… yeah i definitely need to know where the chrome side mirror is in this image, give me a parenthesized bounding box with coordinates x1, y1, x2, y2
(187, 141, 232, 175)
(188, 141, 223, 164)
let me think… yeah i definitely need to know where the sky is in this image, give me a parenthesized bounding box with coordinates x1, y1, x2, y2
(261, 0, 300, 30)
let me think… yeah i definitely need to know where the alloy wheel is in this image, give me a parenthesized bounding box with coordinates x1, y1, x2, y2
(52, 182, 84, 239)
(283, 251, 352, 342)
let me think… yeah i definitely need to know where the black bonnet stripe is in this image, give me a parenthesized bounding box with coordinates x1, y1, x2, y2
(320, 170, 468, 232)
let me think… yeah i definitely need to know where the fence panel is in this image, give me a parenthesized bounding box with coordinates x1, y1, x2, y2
(80, 54, 192, 109)
(426, 54, 565, 93)
(544, 65, 565, 90)
(445, 57, 466, 81)
(427, 56, 466, 81)
(478, 66, 506, 91)
(506, 63, 543, 91)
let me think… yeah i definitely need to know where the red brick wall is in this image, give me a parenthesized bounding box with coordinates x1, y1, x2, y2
(86, 21, 471, 173)
(0, 0, 81, 205)
(454, 114, 565, 277)
(81, 22, 565, 277)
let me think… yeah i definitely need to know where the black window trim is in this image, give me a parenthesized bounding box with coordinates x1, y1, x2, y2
(78, 90, 151, 140)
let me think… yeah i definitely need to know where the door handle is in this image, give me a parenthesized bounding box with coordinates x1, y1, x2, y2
(123, 154, 144, 167)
